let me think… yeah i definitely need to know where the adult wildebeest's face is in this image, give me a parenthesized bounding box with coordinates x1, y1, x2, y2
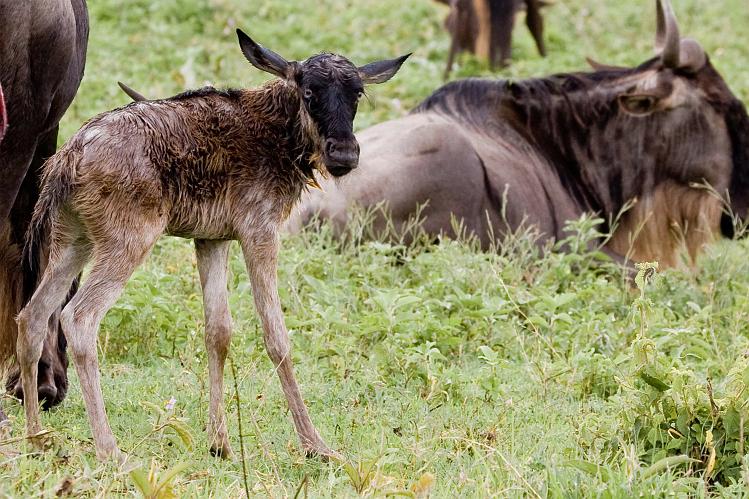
(237, 30, 409, 177)
(577, 0, 749, 235)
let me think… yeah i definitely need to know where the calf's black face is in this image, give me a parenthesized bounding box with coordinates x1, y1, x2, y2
(296, 54, 364, 176)
(237, 29, 410, 177)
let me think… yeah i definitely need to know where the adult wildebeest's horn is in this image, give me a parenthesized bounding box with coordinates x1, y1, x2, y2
(655, 0, 680, 68)
(118, 81, 148, 102)
(0, 83, 6, 143)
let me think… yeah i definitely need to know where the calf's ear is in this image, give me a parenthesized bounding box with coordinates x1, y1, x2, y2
(237, 29, 294, 80)
(358, 53, 411, 84)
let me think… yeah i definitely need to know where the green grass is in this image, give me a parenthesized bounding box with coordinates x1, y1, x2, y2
(3, 0, 749, 496)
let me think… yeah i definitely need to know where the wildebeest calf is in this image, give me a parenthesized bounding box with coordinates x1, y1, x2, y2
(16, 29, 408, 461)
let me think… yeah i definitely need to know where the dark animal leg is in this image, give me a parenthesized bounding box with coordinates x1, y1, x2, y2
(444, 34, 460, 80)
(490, 0, 516, 68)
(6, 126, 71, 409)
(0, 135, 38, 226)
(525, 0, 546, 57)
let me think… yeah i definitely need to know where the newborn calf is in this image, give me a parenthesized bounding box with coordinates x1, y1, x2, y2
(16, 28, 408, 461)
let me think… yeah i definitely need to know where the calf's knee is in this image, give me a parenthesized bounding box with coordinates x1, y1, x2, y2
(264, 333, 290, 366)
(60, 306, 96, 364)
(205, 319, 232, 358)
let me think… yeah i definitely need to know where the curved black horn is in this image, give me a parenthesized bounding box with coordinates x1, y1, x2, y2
(655, 0, 680, 68)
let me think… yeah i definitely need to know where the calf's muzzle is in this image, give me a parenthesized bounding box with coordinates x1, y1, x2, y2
(324, 137, 360, 176)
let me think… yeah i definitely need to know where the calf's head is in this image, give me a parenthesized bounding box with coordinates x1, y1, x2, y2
(237, 30, 410, 177)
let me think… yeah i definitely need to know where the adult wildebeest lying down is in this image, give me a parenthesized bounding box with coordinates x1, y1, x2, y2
(0, 0, 89, 421)
(435, 0, 546, 79)
(290, 0, 749, 269)
(16, 28, 408, 461)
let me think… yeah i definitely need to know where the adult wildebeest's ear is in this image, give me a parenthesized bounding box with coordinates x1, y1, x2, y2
(358, 54, 411, 85)
(585, 57, 627, 72)
(237, 29, 293, 80)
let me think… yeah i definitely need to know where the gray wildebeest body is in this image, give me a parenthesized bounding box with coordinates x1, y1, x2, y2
(291, 0, 749, 270)
(0, 0, 89, 424)
(16, 28, 408, 461)
(436, 0, 546, 78)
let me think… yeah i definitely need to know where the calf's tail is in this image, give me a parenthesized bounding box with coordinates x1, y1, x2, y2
(23, 149, 78, 271)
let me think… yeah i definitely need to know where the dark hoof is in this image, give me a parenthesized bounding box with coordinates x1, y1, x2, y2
(304, 444, 342, 462)
(209, 444, 234, 460)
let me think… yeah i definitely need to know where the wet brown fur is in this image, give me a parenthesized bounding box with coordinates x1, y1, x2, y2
(17, 79, 329, 462)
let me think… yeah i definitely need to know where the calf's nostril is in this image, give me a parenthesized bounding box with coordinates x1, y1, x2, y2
(325, 139, 337, 155)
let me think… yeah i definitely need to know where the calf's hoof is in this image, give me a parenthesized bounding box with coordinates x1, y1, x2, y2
(209, 442, 235, 460)
(96, 445, 126, 464)
(27, 428, 55, 453)
(303, 442, 342, 462)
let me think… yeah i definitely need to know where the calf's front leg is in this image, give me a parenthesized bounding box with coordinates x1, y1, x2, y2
(195, 239, 234, 459)
(240, 231, 338, 459)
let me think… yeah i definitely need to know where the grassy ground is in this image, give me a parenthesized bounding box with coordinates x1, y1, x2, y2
(2, 0, 749, 496)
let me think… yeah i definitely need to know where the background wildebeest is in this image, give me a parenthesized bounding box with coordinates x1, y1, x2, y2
(0, 0, 89, 421)
(290, 0, 749, 269)
(16, 29, 408, 461)
(436, 0, 546, 79)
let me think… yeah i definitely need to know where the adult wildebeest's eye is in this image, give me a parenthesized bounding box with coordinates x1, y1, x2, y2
(356, 90, 364, 101)
(618, 94, 659, 116)
(303, 88, 313, 100)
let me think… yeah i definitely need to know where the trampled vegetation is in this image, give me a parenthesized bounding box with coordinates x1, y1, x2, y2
(2, 0, 749, 496)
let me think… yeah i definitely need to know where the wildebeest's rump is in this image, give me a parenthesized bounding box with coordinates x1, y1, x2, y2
(16, 28, 408, 462)
(0, 0, 89, 420)
(436, 0, 546, 78)
(290, 0, 749, 270)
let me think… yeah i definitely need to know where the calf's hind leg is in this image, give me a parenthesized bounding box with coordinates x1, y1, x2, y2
(60, 229, 161, 461)
(17, 240, 89, 444)
(240, 232, 338, 459)
(195, 239, 234, 459)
